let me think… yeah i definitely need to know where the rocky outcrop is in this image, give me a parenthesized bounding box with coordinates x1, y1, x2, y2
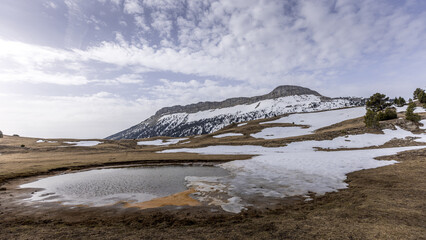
(0, 130, 3, 138)
(107, 85, 365, 140)
(155, 85, 322, 117)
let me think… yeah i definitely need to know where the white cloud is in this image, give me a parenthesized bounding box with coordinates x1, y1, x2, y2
(44, 1, 58, 9)
(72, 0, 426, 88)
(134, 15, 150, 31)
(3, 1, 426, 89)
(123, 0, 143, 14)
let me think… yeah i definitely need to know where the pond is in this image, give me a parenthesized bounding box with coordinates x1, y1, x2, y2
(20, 165, 229, 207)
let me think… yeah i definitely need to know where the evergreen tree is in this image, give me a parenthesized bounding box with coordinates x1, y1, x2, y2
(366, 93, 391, 112)
(413, 88, 424, 99)
(364, 109, 379, 128)
(405, 102, 421, 123)
(364, 93, 396, 128)
(393, 96, 406, 107)
(417, 90, 426, 104)
(377, 108, 397, 121)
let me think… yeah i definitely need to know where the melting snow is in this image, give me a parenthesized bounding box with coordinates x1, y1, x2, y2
(253, 107, 365, 139)
(394, 105, 426, 113)
(260, 107, 365, 128)
(137, 138, 187, 146)
(251, 127, 309, 139)
(162, 123, 426, 212)
(36, 140, 57, 143)
(213, 133, 243, 138)
(64, 141, 102, 147)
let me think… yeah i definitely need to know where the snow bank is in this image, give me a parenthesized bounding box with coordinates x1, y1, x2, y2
(213, 133, 243, 138)
(137, 138, 187, 146)
(64, 141, 102, 147)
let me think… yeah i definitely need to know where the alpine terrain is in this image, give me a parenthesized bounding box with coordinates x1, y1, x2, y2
(107, 85, 364, 140)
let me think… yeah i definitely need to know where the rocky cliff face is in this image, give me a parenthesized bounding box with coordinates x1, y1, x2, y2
(155, 85, 322, 116)
(107, 85, 364, 140)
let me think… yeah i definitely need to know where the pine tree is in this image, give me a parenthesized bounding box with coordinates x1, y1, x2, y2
(405, 102, 421, 123)
(413, 88, 424, 99)
(418, 91, 426, 104)
(364, 109, 379, 128)
(393, 96, 406, 107)
(366, 93, 391, 112)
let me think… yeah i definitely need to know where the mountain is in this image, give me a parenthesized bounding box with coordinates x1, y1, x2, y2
(107, 85, 364, 140)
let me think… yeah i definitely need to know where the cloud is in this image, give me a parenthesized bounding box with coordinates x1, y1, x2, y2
(123, 0, 143, 14)
(73, 0, 426, 88)
(3, 1, 426, 89)
(43, 1, 58, 9)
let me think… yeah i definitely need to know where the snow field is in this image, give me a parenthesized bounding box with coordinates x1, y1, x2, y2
(253, 107, 365, 139)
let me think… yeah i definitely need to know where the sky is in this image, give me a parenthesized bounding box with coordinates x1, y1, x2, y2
(0, 0, 425, 139)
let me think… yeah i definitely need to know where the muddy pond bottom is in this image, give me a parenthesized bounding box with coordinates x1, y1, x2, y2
(20, 165, 229, 207)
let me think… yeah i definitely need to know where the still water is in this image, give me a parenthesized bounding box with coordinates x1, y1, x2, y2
(20, 165, 228, 206)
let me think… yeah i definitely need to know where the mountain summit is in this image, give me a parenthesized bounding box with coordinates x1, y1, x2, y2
(107, 85, 363, 140)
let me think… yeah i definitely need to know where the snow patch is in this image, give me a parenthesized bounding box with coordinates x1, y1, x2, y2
(213, 133, 243, 138)
(137, 138, 187, 146)
(238, 123, 247, 127)
(251, 127, 309, 139)
(253, 107, 366, 139)
(64, 141, 102, 147)
(36, 140, 57, 143)
(260, 107, 365, 129)
(394, 105, 426, 113)
(420, 120, 426, 130)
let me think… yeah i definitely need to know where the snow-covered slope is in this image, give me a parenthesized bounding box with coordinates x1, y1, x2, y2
(107, 86, 364, 140)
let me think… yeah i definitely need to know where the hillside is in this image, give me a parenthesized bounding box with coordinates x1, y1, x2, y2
(107, 85, 364, 140)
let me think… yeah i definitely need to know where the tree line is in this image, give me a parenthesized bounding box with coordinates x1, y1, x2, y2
(364, 88, 425, 128)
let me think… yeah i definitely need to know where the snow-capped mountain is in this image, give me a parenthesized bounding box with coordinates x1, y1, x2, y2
(107, 85, 364, 140)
